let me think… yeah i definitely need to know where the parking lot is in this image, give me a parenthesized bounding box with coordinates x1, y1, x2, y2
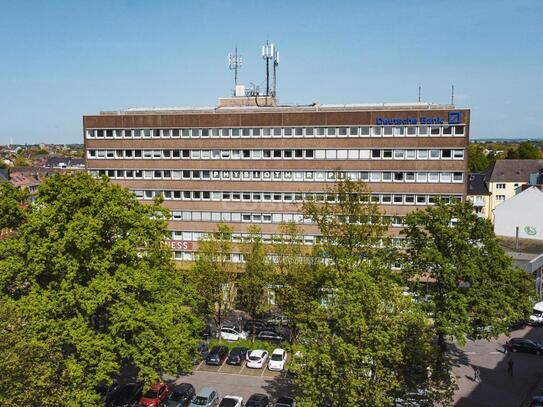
(171, 362, 293, 402)
(195, 359, 284, 378)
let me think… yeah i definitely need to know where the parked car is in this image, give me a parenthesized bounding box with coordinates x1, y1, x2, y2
(190, 387, 220, 407)
(506, 338, 543, 355)
(266, 315, 289, 327)
(139, 382, 171, 407)
(226, 347, 249, 366)
(507, 321, 527, 331)
(268, 348, 287, 371)
(246, 349, 269, 369)
(246, 393, 270, 407)
(274, 396, 296, 407)
(98, 380, 119, 403)
(106, 381, 144, 407)
(218, 395, 244, 407)
(166, 383, 196, 407)
(243, 320, 269, 335)
(219, 326, 248, 341)
(206, 345, 229, 365)
(257, 330, 284, 343)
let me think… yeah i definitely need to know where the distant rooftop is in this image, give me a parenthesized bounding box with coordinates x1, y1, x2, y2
(100, 101, 456, 116)
(467, 172, 490, 196)
(486, 159, 543, 182)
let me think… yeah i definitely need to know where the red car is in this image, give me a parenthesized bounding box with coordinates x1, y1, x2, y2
(139, 382, 170, 407)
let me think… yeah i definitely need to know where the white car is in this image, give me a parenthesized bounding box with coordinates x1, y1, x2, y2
(268, 348, 287, 371)
(219, 395, 243, 407)
(246, 349, 269, 369)
(219, 326, 248, 341)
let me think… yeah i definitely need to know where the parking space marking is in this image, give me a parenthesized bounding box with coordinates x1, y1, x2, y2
(240, 363, 246, 375)
(465, 351, 477, 355)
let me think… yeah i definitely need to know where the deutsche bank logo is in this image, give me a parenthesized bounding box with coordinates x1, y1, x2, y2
(448, 111, 461, 124)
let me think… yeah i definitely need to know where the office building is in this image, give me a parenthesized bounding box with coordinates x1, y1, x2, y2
(83, 98, 469, 263)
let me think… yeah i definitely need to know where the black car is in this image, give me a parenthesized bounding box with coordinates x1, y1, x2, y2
(275, 396, 295, 407)
(244, 320, 269, 335)
(226, 346, 249, 365)
(106, 382, 144, 407)
(507, 321, 527, 331)
(165, 383, 196, 407)
(97, 380, 119, 403)
(257, 330, 284, 343)
(507, 338, 543, 355)
(246, 393, 270, 407)
(205, 345, 229, 365)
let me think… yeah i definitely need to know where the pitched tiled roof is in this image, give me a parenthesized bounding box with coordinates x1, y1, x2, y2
(467, 172, 490, 195)
(487, 159, 543, 182)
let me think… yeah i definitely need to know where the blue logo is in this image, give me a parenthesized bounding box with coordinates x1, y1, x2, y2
(448, 111, 461, 124)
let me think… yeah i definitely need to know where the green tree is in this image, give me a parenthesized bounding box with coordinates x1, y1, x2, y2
(507, 141, 542, 159)
(236, 226, 273, 339)
(468, 144, 490, 172)
(0, 173, 200, 405)
(302, 178, 394, 277)
(292, 180, 447, 406)
(0, 181, 28, 230)
(273, 222, 324, 343)
(191, 223, 237, 335)
(293, 270, 440, 407)
(401, 199, 534, 350)
(13, 156, 32, 167)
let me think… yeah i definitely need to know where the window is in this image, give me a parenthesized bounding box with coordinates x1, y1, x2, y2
(496, 183, 506, 189)
(453, 150, 464, 159)
(496, 195, 505, 201)
(441, 149, 452, 159)
(372, 127, 382, 137)
(349, 127, 358, 136)
(454, 126, 464, 136)
(429, 149, 440, 159)
(430, 127, 441, 136)
(418, 126, 428, 137)
(383, 127, 393, 137)
(371, 149, 381, 159)
(406, 127, 416, 136)
(393, 127, 405, 136)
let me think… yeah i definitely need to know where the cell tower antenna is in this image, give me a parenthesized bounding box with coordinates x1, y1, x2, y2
(228, 47, 242, 86)
(451, 84, 455, 105)
(262, 41, 279, 97)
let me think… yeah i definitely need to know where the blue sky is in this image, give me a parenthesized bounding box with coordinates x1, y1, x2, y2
(0, 0, 541, 144)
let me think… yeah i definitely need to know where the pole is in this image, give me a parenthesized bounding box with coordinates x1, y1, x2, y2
(515, 226, 519, 251)
(418, 86, 421, 102)
(266, 56, 270, 96)
(234, 47, 238, 86)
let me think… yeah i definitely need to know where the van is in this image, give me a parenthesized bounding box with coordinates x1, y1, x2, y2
(529, 301, 543, 326)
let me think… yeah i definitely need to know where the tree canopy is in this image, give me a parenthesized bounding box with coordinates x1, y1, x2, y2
(400, 199, 534, 350)
(0, 173, 200, 405)
(0, 181, 28, 230)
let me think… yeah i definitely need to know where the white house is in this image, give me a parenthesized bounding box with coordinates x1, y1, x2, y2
(494, 186, 543, 240)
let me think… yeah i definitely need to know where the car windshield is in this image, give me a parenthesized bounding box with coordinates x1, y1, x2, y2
(219, 399, 238, 407)
(193, 396, 210, 405)
(249, 355, 261, 361)
(143, 390, 158, 398)
(271, 354, 283, 361)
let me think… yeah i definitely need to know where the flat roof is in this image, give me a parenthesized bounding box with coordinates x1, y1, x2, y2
(99, 102, 458, 116)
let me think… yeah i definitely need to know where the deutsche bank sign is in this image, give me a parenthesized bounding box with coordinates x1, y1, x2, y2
(375, 111, 461, 125)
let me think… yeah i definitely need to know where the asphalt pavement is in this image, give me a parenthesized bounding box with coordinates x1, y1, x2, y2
(453, 325, 543, 407)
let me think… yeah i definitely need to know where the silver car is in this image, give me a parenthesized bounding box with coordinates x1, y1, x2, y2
(190, 387, 219, 407)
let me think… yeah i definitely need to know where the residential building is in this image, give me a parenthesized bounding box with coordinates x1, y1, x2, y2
(486, 159, 543, 220)
(467, 173, 491, 218)
(83, 98, 470, 263)
(494, 186, 543, 241)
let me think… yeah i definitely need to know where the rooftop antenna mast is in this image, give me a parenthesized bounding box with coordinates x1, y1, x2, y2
(418, 85, 421, 102)
(451, 84, 455, 105)
(228, 47, 242, 86)
(262, 41, 279, 97)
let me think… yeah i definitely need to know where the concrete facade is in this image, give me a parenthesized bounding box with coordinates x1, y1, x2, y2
(83, 101, 470, 262)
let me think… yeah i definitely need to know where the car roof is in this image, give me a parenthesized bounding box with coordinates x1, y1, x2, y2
(223, 395, 243, 401)
(249, 349, 267, 356)
(248, 393, 268, 400)
(197, 387, 217, 397)
(230, 346, 247, 352)
(272, 348, 286, 354)
(175, 383, 194, 392)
